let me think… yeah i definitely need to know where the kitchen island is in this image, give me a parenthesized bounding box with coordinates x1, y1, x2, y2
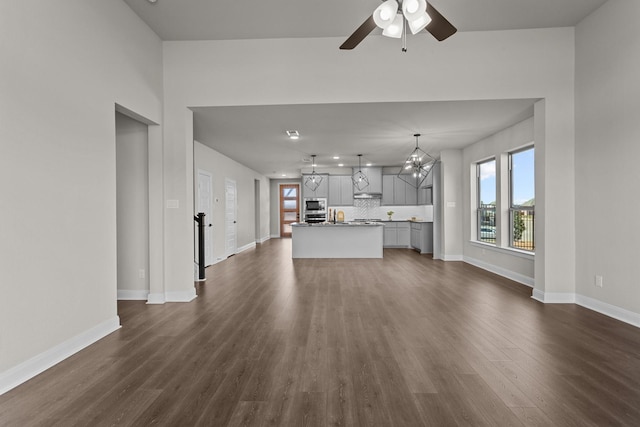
(291, 222, 383, 258)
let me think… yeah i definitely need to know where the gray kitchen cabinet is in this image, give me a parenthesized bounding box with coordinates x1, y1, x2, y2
(328, 175, 353, 206)
(397, 222, 410, 245)
(328, 175, 341, 205)
(382, 175, 395, 205)
(418, 186, 433, 205)
(383, 175, 418, 206)
(405, 181, 418, 205)
(353, 167, 382, 194)
(383, 221, 410, 247)
(383, 222, 398, 246)
(410, 222, 433, 254)
(302, 174, 329, 199)
(393, 176, 406, 205)
(340, 175, 353, 204)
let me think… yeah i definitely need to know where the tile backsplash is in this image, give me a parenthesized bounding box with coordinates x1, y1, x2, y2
(329, 199, 433, 222)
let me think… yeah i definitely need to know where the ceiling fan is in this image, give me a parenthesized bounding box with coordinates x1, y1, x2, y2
(340, 0, 457, 51)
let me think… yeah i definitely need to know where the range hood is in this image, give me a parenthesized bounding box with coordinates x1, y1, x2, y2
(353, 166, 382, 199)
(353, 192, 382, 199)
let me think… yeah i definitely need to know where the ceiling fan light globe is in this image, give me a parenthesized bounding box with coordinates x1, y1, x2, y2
(402, 0, 427, 20)
(408, 12, 432, 34)
(373, 0, 399, 29)
(382, 13, 404, 38)
(403, 0, 420, 15)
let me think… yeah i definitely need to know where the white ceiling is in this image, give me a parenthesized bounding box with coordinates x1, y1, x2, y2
(193, 100, 536, 177)
(123, 0, 606, 178)
(123, 0, 606, 41)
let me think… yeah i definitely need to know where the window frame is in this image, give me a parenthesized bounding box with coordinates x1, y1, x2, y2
(508, 146, 535, 252)
(476, 158, 496, 245)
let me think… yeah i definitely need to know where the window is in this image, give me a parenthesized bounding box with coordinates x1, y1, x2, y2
(477, 159, 496, 244)
(509, 147, 535, 251)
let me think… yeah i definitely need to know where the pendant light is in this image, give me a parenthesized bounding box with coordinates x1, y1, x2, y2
(305, 155, 323, 191)
(397, 134, 437, 188)
(352, 154, 370, 191)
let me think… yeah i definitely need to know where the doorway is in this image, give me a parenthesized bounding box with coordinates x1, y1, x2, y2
(280, 184, 300, 238)
(115, 112, 149, 300)
(225, 178, 237, 257)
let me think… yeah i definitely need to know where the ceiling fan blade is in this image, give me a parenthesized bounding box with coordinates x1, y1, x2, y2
(425, 3, 457, 41)
(340, 15, 377, 50)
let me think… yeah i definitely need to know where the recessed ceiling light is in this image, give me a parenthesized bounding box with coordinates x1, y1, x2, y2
(366, 163, 372, 167)
(338, 163, 344, 167)
(333, 156, 340, 160)
(147, 0, 157, 3)
(281, 174, 287, 177)
(286, 130, 300, 140)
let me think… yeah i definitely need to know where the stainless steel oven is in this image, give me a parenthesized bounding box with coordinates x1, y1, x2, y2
(304, 198, 327, 223)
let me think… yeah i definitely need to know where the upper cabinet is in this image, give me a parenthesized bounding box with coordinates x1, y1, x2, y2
(328, 175, 353, 206)
(302, 174, 329, 199)
(382, 175, 394, 205)
(382, 175, 419, 205)
(353, 167, 382, 194)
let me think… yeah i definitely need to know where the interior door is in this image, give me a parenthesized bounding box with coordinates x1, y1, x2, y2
(225, 178, 237, 257)
(197, 170, 214, 266)
(280, 184, 300, 237)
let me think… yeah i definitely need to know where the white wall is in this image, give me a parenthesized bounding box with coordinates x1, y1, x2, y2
(439, 149, 464, 260)
(116, 113, 149, 298)
(0, 0, 163, 389)
(462, 117, 535, 285)
(194, 141, 270, 262)
(575, 0, 640, 318)
(161, 27, 576, 302)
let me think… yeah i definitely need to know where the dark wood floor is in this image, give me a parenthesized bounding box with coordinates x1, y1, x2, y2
(2, 239, 640, 426)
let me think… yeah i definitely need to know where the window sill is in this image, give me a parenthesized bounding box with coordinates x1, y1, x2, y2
(469, 241, 535, 260)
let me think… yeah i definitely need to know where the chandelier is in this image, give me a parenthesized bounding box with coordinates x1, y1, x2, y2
(374, 0, 432, 51)
(352, 154, 370, 191)
(397, 134, 437, 188)
(304, 155, 323, 191)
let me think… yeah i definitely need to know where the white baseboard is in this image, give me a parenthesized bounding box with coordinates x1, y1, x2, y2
(531, 291, 639, 329)
(464, 256, 534, 287)
(147, 289, 197, 304)
(442, 254, 464, 261)
(117, 289, 150, 300)
(531, 289, 576, 303)
(146, 293, 166, 304)
(0, 316, 121, 395)
(165, 288, 197, 303)
(576, 294, 640, 328)
(270, 234, 281, 239)
(256, 236, 271, 244)
(237, 242, 257, 253)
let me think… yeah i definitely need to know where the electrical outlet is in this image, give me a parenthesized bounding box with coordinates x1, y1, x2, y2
(139, 269, 146, 279)
(595, 275, 603, 288)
